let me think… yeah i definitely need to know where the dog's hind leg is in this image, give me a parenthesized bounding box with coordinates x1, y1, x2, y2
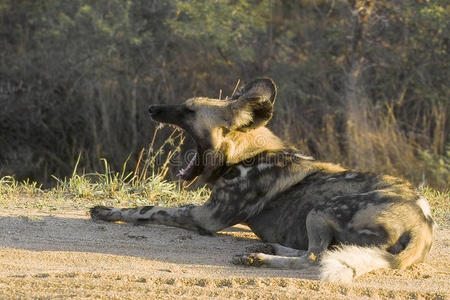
(233, 209, 335, 268)
(304, 209, 334, 260)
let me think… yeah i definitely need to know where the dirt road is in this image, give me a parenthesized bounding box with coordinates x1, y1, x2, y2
(0, 208, 448, 299)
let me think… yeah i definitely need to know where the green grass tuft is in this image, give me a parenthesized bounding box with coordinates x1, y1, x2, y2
(419, 186, 450, 228)
(0, 129, 210, 211)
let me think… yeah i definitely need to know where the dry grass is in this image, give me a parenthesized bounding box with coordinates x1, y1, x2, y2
(420, 186, 450, 227)
(0, 128, 210, 211)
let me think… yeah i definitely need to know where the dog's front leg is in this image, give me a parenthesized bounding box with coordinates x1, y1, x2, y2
(90, 201, 240, 235)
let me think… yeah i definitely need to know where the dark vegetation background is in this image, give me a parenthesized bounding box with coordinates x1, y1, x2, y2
(0, 0, 448, 189)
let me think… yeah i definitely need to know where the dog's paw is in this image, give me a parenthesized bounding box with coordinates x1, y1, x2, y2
(231, 253, 265, 267)
(90, 206, 120, 221)
(245, 243, 276, 254)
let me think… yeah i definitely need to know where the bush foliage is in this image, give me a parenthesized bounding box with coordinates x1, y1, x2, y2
(0, 0, 448, 189)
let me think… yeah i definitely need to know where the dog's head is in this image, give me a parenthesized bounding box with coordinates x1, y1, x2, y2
(148, 78, 278, 180)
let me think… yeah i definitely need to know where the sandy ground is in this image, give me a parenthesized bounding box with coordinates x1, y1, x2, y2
(0, 208, 448, 299)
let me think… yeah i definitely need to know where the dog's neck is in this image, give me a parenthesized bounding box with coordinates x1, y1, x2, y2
(212, 127, 287, 165)
(198, 127, 287, 183)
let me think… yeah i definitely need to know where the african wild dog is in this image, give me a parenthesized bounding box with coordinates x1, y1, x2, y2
(90, 78, 435, 282)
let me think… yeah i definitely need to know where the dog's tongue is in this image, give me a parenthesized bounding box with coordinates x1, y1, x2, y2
(177, 152, 198, 178)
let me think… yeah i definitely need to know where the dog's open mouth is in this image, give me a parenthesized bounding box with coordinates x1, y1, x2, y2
(177, 150, 202, 180)
(179, 140, 210, 181)
(177, 152, 196, 177)
(148, 105, 205, 181)
(173, 134, 206, 181)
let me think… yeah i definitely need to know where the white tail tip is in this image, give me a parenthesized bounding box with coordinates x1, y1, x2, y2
(320, 245, 392, 283)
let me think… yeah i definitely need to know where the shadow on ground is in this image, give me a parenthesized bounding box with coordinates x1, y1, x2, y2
(0, 211, 320, 280)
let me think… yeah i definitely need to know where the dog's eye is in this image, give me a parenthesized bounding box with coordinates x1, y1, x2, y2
(185, 107, 195, 114)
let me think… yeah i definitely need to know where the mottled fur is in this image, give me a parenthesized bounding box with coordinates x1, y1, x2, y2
(90, 78, 435, 282)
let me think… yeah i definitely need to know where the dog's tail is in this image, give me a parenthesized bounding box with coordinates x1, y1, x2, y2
(320, 217, 435, 282)
(319, 245, 393, 283)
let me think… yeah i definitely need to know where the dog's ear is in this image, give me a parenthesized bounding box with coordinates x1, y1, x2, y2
(230, 78, 277, 131)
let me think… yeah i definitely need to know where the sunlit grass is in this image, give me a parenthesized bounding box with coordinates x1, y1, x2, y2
(419, 186, 450, 227)
(0, 128, 210, 211)
(0, 176, 43, 196)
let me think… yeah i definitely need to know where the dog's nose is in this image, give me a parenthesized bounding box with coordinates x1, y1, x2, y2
(148, 105, 158, 114)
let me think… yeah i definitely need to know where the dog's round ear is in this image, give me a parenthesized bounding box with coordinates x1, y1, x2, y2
(231, 78, 277, 104)
(230, 78, 277, 131)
